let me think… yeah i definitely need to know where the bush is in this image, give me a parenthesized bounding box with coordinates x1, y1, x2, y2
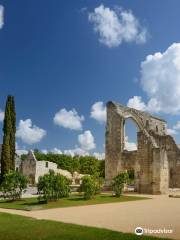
(80, 176, 96, 200)
(127, 169, 134, 183)
(111, 172, 129, 197)
(0, 171, 28, 201)
(94, 177, 104, 194)
(37, 170, 71, 202)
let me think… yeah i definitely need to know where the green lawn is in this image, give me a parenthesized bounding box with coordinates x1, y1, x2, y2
(0, 212, 170, 240)
(0, 194, 148, 211)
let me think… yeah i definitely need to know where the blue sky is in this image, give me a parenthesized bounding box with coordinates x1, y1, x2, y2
(0, 0, 180, 157)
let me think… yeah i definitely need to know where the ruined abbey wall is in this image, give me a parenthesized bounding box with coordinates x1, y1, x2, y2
(105, 101, 180, 194)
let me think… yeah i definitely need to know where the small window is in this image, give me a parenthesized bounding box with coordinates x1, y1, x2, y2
(156, 126, 158, 132)
(46, 162, 48, 168)
(16, 167, 18, 172)
(146, 120, 149, 127)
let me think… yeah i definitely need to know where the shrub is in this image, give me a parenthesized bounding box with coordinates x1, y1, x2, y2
(111, 172, 129, 197)
(0, 171, 28, 201)
(80, 176, 96, 200)
(37, 170, 71, 202)
(127, 169, 135, 183)
(94, 177, 104, 194)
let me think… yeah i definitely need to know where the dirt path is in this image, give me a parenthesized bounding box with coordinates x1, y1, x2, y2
(0, 194, 179, 239)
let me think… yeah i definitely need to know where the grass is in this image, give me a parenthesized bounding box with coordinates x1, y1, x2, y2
(0, 212, 170, 240)
(0, 194, 149, 211)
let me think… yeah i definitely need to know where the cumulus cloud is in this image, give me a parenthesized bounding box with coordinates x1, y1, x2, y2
(78, 130, 96, 151)
(88, 4, 147, 48)
(50, 147, 62, 154)
(16, 119, 46, 144)
(167, 128, 177, 135)
(41, 149, 48, 154)
(16, 149, 28, 155)
(127, 96, 146, 111)
(41, 148, 105, 159)
(0, 5, 4, 29)
(173, 121, 180, 130)
(90, 101, 106, 123)
(167, 121, 180, 136)
(141, 43, 180, 114)
(124, 136, 137, 151)
(0, 109, 4, 122)
(15, 142, 28, 156)
(64, 148, 89, 157)
(93, 152, 105, 160)
(40, 147, 89, 157)
(54, 108, 84, 130)
(40, 148, 63, 155)
(127, 43, 180, 114)
(44, 130, 96, 157)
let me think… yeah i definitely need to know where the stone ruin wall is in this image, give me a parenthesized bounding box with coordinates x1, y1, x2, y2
(21, 150, 86, 185)
(21, 151, 36, 185)
(105, 101, 180, 194)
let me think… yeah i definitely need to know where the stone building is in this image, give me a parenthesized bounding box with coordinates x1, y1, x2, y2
(21, 150, 84, 185)
(0, 146, 85, 185)
(105, 101, 180, 194)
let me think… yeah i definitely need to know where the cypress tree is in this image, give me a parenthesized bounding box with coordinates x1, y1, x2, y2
(9, 96, 16, 170)
(1, 95, 16, 179)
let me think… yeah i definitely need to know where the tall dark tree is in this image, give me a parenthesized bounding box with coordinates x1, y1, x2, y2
(1, 95, 16, 179)
(9, 96, 16, 169)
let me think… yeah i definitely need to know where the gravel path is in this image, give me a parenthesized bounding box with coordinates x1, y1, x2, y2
(0, 194, 179, 239)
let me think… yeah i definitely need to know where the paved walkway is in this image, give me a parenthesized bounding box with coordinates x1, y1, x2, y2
(0, 194, 180, 239)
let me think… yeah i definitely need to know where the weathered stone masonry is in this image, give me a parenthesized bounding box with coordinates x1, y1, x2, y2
(105, 101, 180, 194)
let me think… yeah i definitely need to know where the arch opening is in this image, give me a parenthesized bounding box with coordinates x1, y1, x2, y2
(123, 118, 138, 151)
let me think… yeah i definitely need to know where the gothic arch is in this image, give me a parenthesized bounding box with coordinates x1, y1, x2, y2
(105, 101, 170, 194)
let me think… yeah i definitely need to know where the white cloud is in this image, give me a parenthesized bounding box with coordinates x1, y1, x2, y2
(141, 43, 180, 114)
(127, 43, 180, 114)
(64, 148, 89, 157)
(15, 142, 28, 156)
(173, 121, 180, 130)
(127, 96, 146, 111)
(124, 136, 137, 151)
(93, 152, 105, 160)
(167, 128, 177, 135)
(90, 101, 106, 123)
(167, 121, 180, 135)
(0, 5, 4, 29)
(88, 4, 147, 48)
(54, 108, 84, 130)
(50, 147, 62, 154)
(0, 109, 4, 122)
(41, 147, 89, 156)
(16, 119, 46, 144)
(78, 130, 96, 151)
(16, 149, 28, 155)
(41, 149, 48, 154)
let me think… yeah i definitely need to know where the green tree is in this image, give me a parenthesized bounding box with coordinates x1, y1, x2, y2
(0, 171, 28, 201)
(79, 156, 99, 176)
(98, 160, 105, 178)
(111, 172, 129, 197)
(1, 96, 16, 179)
(80, 176, 96, 200)
(37, 170, 71, 202)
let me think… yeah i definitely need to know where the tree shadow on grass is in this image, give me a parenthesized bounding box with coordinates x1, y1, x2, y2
(22, 200, 46, 206)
